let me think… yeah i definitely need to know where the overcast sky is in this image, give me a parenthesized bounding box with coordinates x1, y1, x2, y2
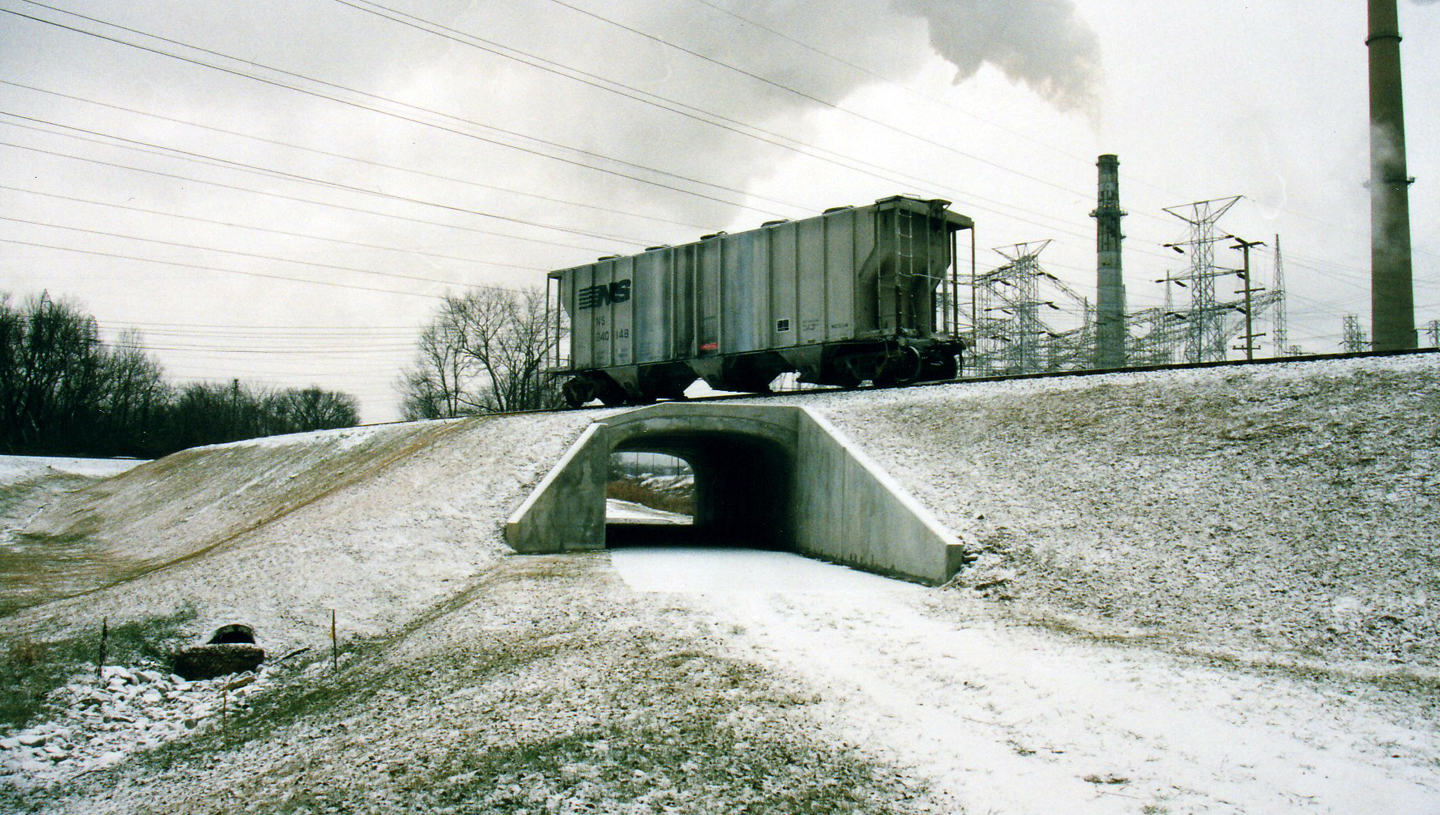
(2, 0, 1436, 423)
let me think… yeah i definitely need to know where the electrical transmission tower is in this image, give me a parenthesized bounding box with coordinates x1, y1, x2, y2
(1163, 196, 1242, 362)
(1425, 319, 1439, 348)
(970, 241, 1093, 375)
(1343, 315, 1369, 353)
(1271, 235, 1290, 356)
(974, 241, 1049, 375)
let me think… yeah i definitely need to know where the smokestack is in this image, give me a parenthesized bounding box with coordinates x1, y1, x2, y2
(1092, 154, 1127, 367)
(1368, 0, 1416, 350)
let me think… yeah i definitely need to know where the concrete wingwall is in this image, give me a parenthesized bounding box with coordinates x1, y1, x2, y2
(505, 403, 966, 585)
(793, 410, 968, 583)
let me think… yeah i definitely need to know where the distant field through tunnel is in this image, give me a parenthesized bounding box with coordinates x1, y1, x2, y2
(605, 433, 793, 550)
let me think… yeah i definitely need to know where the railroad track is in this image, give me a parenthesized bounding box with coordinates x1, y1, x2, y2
(359, 346, 1440, 426)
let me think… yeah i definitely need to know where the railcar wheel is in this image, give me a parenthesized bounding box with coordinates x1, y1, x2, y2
(878, 346, 923, 386)
(561, 379, 591, 409)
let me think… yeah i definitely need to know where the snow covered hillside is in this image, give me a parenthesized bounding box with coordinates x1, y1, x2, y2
(1, 354, 1436, 814)
(784, 354, 1440, 673)
(2, 411, 600, 647)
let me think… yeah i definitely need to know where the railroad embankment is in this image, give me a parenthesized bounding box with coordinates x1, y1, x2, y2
(793, 353, 1440, 672)
(2, 410, 600, 647)
(3, 354, 1438, 813)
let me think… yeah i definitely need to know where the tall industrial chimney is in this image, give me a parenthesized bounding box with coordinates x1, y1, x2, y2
(1092, 154, 1127, 367)
(1368, 0, 1416, 350)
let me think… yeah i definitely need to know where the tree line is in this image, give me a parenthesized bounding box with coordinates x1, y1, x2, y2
(1, 292, 360, 459)
(397, 287, 564, 419)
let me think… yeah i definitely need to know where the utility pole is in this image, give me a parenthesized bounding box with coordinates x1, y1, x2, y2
(1230, 237, 1265, 361)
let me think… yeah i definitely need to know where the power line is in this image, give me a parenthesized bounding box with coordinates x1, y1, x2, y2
(2, 2, 1195, 267)
(539, 0, 1104, 201)
(2, 1, 801, 218)
(331, 0, 1104, 242)
(0, 79, 721, 235)
(0, 110, 651, 247)
(0, 136, 615, 255)
(0, 183, 546, 273)
(0, 236, 447, 299)
(0, 214, 550, 295)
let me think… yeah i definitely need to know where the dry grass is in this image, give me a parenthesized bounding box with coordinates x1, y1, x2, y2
(606, 477, 694, 516)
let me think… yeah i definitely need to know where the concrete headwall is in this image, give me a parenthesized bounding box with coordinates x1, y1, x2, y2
(505, 403, 965, 584)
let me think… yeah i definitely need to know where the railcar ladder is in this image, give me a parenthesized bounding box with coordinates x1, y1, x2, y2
(894, 207, 915, 330)
(894, 206, 948, 333)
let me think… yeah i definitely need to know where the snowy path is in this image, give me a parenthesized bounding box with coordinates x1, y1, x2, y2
(612, 547, 1440, 815)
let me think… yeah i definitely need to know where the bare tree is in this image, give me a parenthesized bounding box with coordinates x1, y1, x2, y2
(269, 387, 360, 432)
(399, 287, 563, 418)
(101, 329, 170, 455)
(0, 292, 108, 455)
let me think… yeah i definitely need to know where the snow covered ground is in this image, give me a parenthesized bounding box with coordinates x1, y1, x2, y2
(1, 354, 1437, 813)
(616, 546, 1440, 813)
(0, 457, 145, 484)
(605, 499, 692, 525)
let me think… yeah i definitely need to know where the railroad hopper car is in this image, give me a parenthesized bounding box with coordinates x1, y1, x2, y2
(548, 195, 974, 407)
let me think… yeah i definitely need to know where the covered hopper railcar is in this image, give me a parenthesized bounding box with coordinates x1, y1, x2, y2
(547, 195, 974, 407)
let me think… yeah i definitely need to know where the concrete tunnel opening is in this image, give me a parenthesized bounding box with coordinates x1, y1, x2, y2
(605, 433, 795, 550)
(505, 404, 966, 585)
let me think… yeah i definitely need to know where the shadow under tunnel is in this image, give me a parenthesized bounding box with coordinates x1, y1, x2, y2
(605, 431, 794, 551)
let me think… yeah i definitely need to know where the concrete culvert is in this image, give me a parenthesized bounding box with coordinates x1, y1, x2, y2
(207, 623, 256, 645)
(172, 624, 265, 680)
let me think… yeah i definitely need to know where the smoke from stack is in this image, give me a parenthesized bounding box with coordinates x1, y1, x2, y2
(443, 0, 1106, 228)
(889, 0, 1103, 116)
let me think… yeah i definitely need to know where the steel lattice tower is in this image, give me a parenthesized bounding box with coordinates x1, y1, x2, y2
(995, 241, 1048, 373)
(1272, 235, 1289, 356)
(1164, 196, 1241, 363)
(1343, 315, 1368, 353)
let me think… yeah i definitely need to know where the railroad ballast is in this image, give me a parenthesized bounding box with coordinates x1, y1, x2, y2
(548, 195, 975, 407)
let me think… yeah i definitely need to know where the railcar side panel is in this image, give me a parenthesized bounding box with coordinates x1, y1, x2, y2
(796, 217, 827, 345)
(633, 249, 667, 362)
(697, 239, 721, 355)
(610, 259, 633, 367)
(824, 209, 858, 342)
(767, 222, 798, 349)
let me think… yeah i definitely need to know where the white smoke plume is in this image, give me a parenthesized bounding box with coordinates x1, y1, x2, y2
(889, 0, 1103, 116)
(427, 0, 1105, 231)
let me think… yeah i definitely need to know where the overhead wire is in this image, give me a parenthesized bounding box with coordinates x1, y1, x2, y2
(0, 1, 801, 218)
(0, 183, 545, 273)
(0, 213, 530, 293)
(0, 236, 449, 299)
(0, 135, 616, 255)
(331, 0, 1104, 243)
(0, 79, 719, 234)
(0, 110, 652, 247)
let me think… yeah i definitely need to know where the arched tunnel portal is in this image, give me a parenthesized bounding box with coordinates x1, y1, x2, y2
(505, 403, 967, 585)
(606, 426, 794, 550)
